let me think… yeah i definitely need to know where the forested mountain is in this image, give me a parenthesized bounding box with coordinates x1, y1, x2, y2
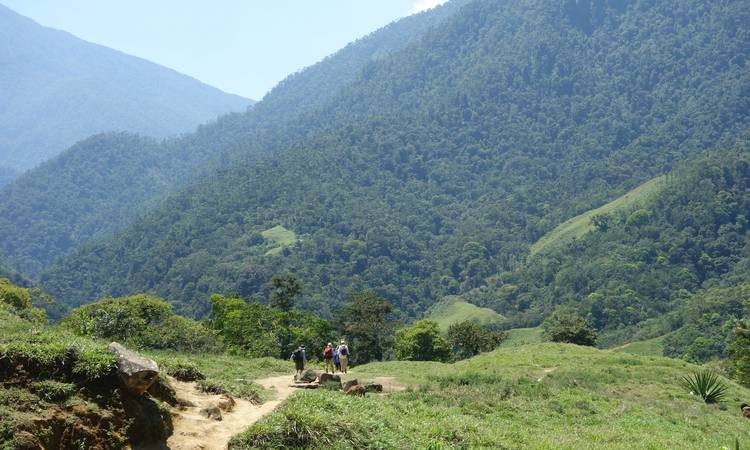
(40, 0, 750, 319)
(0, 1, 468, 277)
(468, 150, 750, 343)
(0, 3, 252, 174)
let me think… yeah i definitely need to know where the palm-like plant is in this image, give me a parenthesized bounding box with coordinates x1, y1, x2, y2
(680, 370, 728, 404)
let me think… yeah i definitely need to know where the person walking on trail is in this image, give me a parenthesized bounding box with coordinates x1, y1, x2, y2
(336, 340, 350, 373)
(323, 343, 335, 373)
(291, 344, 306, 377)
(333, 347, 341, 373)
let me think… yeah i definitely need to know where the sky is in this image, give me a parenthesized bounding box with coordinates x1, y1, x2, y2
(2, 0, 448, 100)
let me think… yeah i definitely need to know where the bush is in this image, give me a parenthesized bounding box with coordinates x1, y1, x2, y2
(394, 320, 452, 362)
(32, 381, 76, 403)
(164, 360, 205, 382)
(63, 294, 221, 352)
(446, 321, 507, 359)
(543, 314, 597, 346)
(681, 370, 728, 403)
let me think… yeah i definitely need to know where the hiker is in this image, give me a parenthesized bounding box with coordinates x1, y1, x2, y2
(323, 342, 335, 373)
(742, 403, 750, 419)
(290, 344, 306, 377)
(336, 340, 350, 373)
(333, 347, 341, 372)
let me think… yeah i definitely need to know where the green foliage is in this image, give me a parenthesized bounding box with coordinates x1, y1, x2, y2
(394, 320, 452, 362)
(268, 273, 302, 311)
(162, 359, 205, 381)
(729, 320, 750, 388)
(0, 278, 46, 323)
(543, 314, 597, 346)
(197, 379, 262, 404)
(681, 370, 729, 404)
(337, 291, 396, 364)
(209, 293, 336, 359)
(32, 381, 76, 403)
(62, 294, 221, 352)
(446, 320, 506, 360)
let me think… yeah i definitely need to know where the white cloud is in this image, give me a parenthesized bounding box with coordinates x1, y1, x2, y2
(409, 0, 448, 15)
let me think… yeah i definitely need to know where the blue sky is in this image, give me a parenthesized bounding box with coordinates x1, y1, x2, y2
(3, 1, 448, 100)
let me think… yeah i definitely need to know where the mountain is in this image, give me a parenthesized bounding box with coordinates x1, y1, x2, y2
(0, 3, 252, 173)
(0, 166, 17, 188)
(0, 0, 469, 278)
(39, 0, 750, 318)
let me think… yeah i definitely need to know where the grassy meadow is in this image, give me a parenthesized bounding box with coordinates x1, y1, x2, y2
(231, 343, 750, 449)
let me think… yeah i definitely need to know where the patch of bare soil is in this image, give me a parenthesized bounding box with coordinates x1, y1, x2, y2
(167, 375, 293, 450)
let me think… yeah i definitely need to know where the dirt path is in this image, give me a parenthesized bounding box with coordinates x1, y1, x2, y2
(167, 375, 293, 450)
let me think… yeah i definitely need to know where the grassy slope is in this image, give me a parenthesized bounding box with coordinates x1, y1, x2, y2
(427, 296, 506, 331)
(232, 343, 750, 449)
(261, 225, 298, 256)
(499, 327, 544, 348)
(612, 336, 666, 358)
(530, 176, 665, 257)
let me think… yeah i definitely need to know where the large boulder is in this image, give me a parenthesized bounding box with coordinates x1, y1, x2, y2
(108, 342, 159, 396)
(295, 369, 319, 383)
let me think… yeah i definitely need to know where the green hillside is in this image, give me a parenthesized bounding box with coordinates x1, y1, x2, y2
(0, 1, 466, 277)
(530, 176, 665, 257)
(40, 0, 750, 318)
(233, 343, 750, 449)
(427, 296, 505, 330)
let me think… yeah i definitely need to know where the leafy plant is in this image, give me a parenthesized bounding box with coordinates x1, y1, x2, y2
(32, 381, 76, 403)
(542, 314, 597, 346)
(681, 370, 728, 403)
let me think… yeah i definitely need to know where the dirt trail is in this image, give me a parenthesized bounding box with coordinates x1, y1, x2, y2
(167, 375, 293, 450)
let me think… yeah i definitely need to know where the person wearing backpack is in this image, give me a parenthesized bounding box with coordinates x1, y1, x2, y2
(336, 340, 350, 373)
(290, 344, 306, 377)
(323, 343, 335, 373)
(333, 347, 341, 372)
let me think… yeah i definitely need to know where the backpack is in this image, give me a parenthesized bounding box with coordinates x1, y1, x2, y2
(340, 345, 349, 356)
(324, 347, 333, 358)
(292, 348, 303, 361)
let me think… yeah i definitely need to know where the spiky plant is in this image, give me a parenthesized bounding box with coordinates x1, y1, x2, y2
(680, 370, 728, 404)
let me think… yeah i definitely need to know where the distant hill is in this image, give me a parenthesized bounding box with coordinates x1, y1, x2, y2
(0, 0, 468, 277)
(40, 0, 750, 317)
(0, 3, 252, 173)
(0, 166, 17, 188)
(427, 296, 505, 331)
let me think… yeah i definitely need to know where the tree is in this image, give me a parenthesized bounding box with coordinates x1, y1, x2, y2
(337, 291, 396, 364)
(394, 320, 452, 362)
(268, 274, 303, 311)
(447, 321, 507, 360)
(729, 320, 750, 388)
(543, 313, 597, 346)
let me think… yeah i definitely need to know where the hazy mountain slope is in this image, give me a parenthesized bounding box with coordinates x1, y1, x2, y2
(41, 0, 750, 317)
(0, 1, 467, 277)
(0, 166, 17, 188)
(0, 3, 252, 172)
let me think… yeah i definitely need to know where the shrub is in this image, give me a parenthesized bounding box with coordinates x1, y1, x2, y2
(446, 321, 507, 359)
(543, 314, 597, 346)
(63, 294, 221, 352)
(32, 381, 76, 403)
(165, 360, 205, 382)
(681, 370, 728, 403)
(394, 320, 452, 362)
